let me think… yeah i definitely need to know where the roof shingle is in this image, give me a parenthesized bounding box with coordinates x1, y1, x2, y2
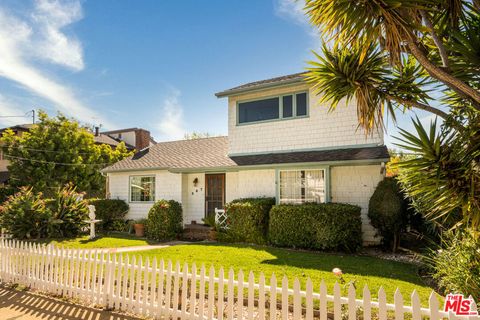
(102, 136, 388, 172)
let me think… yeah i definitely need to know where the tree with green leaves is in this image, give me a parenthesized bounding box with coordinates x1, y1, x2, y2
(304, 0, 480, 232)
(1, 112, 132, 198)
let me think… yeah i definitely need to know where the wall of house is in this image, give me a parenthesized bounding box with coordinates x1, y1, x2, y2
(107, 170, 182, 221)
(182, 173, 206, 224)
(109, 131, 136, 148)
(227, 84, 383, 155)
(330, 164, 384, 245)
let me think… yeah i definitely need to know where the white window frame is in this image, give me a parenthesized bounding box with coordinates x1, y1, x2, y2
(129, 175, 156, 203)
(278, 168, 327, 204)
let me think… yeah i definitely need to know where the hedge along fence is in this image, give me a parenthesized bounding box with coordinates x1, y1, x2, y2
(87, 199, 129, 231)
(220, 198, 275, 245)
(269, 203, 363, 252)
(146, 200, 183, 241)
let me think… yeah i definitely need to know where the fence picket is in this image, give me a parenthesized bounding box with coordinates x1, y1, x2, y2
(378, 287, 387, 320)
(319, 280, 327, 320)
(0, 240, 450, 320)
(270, 273, 277, 320)
(394, 288, 404, 320)
(363, 285, 372, 320)
(227, 268, 234, 320)
(333, 282, 342, 320)
(411, 290, 421, 320)
(258, 273, 266, 320)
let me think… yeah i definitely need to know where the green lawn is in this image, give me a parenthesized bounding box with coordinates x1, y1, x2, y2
(125, 243, 439, 305)
(32, 233, 157, 249)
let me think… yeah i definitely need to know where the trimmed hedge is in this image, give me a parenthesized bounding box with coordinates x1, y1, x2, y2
(146, 199, 183, 241)
(269, 203, 362, 252)
(88, 199, 129, 231)
(220, 197, 275, 244)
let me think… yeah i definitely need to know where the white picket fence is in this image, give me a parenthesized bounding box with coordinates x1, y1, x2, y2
(0, 239, 468, 320)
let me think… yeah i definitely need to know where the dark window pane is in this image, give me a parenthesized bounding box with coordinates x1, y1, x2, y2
(238, 97, 279, 123)
(282, 95, 293, 118)
(296, 93, 307, 116)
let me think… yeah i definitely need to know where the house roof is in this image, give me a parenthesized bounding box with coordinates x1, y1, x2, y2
(102, 136, 237, 172)
(229, 146, 390, 166)
(102, 136, 389, 173)
(93, 134, 135, 149)
(215, 72, 308, 98)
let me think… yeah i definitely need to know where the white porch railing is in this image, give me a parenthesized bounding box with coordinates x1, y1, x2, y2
(0, 239, 470, 320)
(215, 208, 229, 229)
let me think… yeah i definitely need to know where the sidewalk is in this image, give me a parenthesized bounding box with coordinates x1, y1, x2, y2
(0, 286, 142, 320)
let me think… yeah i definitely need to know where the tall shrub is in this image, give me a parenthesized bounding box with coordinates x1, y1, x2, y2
(0, 187, 50, 239)
(146, 199, 183, 241)
(47, 185, 89, 238)
(88, 199, 129, 231)
(368, 177, 409, 252)
(221, 197, 275, 244)
(269, 203, 362, 252)
(428, 231, 480, 302)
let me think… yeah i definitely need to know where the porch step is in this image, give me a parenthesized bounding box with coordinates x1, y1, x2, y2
(182, 224, 212, 241)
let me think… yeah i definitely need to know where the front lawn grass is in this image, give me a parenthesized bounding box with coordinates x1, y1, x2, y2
(31, 233, 157, 249)
(126, 242, 438, 305)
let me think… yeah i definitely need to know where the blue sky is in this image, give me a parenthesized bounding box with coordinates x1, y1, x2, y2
(0, 0, 434, 146)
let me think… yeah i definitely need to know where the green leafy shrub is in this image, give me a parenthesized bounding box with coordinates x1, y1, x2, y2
(47, 185, 89, 238)
(368, 177, 409, 251)
(220, 197, 275, 244)
(145, 199, 183, 241)
(269, 203, 362, 252)
(428, 231, 480, 301)
(0, 187, 50, 239)
(88, 199, 129, 231)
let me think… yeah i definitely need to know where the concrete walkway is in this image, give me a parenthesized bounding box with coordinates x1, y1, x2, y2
(0, 286, 141, 320)
(99, 240, 188, 253)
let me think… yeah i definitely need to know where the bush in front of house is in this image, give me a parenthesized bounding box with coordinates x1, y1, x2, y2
(219, 197, 275, 244)
(0, 187, 51, 239)
(46, 185, 89, 238)
(145, 199, 183, 241)
(368, 177, 410, 252)
(268, 203, 362, 252)
(428, 230, 480, 301)
(88, 199, 129, 231)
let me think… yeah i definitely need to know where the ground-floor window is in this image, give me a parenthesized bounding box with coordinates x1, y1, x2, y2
(279, 169, 326, 204)
(129, 175, 155, 202)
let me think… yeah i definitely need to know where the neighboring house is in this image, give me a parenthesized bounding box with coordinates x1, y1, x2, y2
(0, 124, 155, 184)
(103, 72, 389, 244)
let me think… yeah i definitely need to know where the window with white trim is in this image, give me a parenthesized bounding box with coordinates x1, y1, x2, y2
(279, 169, 326, 204)
(237, 91, 308, 124)
(130, 176, 155, 202)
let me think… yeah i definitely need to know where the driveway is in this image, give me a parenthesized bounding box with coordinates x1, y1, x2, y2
(0, 286, 142, 320)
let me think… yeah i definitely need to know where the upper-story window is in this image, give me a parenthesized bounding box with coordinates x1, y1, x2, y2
(237, 91, 308, 124)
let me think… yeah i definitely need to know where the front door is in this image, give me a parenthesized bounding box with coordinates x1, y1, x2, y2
(205, 173, 225, 218)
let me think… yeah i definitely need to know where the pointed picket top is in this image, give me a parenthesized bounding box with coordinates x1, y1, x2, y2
(183, 262, 189, 274)
(167, 259, 172, 270)
(210, 265, 216, 278)
(270, 272, 277, 285)
(429, 291, 440, 320)
(138, 255, 143, 267)
(348, 283, 356, 320)
(259, 272, 265, 283)
(305, 278, 313, 320)
(362, 285, 372, 320)
(218, 266, 224, 279)
(200, 263, 206, 276)
(238, 269, 244, 280)
(175, 260, 181, 273)
(249, 270, 254, 283)
(411, 289, 421, 320)
(394, 288, 404, 320)
(378, 286, 387, 320)
(282, 275, 288, 287)
(145, 256, 150, 268)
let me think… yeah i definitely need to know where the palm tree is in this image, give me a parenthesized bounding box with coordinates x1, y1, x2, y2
(304, 0, 480, 230)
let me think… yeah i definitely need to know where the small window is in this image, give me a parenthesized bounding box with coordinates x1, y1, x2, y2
(296, 92, 307, 116)
(282, 95, 293, 118)
(130, 176, 155, 202)
(279, 169, 325, 204)
(238, 97, 279, 124)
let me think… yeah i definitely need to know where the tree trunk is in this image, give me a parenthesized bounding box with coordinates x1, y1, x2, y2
(407, 41, 480, 110)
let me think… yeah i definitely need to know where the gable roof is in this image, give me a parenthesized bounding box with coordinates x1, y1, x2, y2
(215, 72, 307, 98)
(102, 136, 389, 173)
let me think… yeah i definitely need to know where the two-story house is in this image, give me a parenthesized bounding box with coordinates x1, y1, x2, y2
(102, 73, 389, 244)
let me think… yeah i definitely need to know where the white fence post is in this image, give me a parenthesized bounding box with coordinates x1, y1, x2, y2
(0, 240, 453, 320)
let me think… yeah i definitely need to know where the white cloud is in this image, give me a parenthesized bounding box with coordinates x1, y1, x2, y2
(274, 0, 321, 48)
(274, 0, 307, 26)
(155, 89, 186, 141)
(0, 0, 114, 128)
(0, 95, 30, 126)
